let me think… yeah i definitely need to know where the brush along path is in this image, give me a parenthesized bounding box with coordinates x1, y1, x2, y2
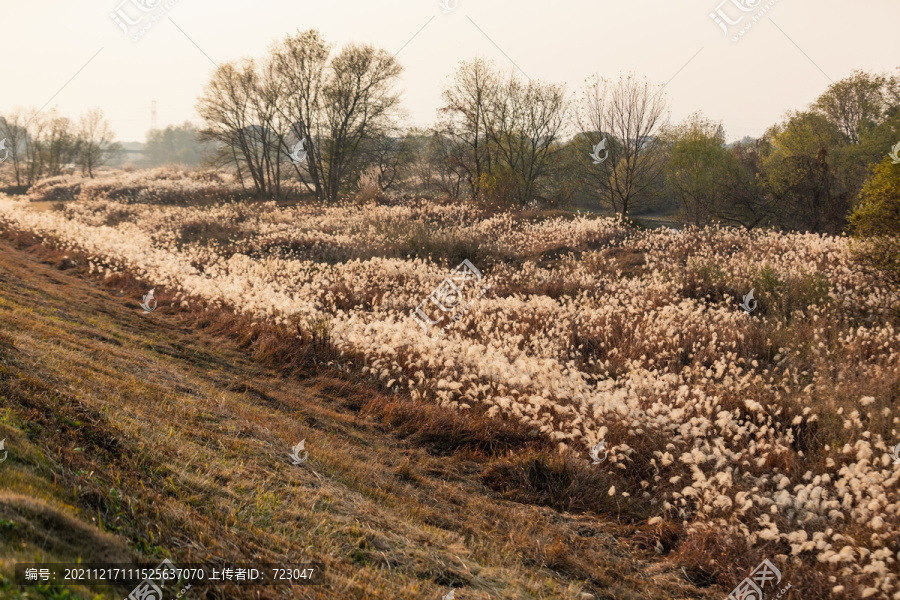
(0, 237, 711, 600)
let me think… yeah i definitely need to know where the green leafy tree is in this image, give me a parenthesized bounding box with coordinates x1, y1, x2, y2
(850, 158, 900, 237)
(813, 70, 890, 144)
(761, 111, 850, 233)
(813, 70, 900, 200)
(662, 114, 771, 229)
(718, 141, 772, 230)
(664, 112, 730, 226)
(849, 157, 900, 298)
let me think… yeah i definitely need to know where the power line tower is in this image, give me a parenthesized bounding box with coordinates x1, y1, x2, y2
(151, 100, 158, 131)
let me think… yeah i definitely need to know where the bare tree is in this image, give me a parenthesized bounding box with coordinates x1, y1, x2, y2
(578, 73, 668, 217)
(2, 107, 81, 186)
(76, 108, 119, 178)
(438, 58, 567, 205)
(270, 30, 404, 201)
(318, 40, 403, 201)
(421, 132, 466, 197)
(0, 109, 30, 187)
(269, 30, 331, 200)
(251, 57, 290, 198)
(438, 58, 501, 200)
(358, 133, 409, 192)
(197, 59, 283, 197)
(46, 113, 79, 176)
(487, 75, 567, 203)
(198, 30, 403, 201)
(24, 111, 49, 186)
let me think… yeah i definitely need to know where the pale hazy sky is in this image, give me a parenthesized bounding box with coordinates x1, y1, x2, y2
(2, 1, 897, 143)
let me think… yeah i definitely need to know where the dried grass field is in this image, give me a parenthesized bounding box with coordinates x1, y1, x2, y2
(1, 168, 899, 599)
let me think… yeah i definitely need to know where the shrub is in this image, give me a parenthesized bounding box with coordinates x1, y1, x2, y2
(475, 169, 519, 209)
(354, 167, 384, 204)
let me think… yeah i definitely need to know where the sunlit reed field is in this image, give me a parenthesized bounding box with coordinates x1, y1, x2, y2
(2, 168, 899, 599)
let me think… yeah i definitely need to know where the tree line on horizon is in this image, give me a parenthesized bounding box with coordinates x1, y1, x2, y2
(191, 29, 900, 238)
(0, 107, 121, 187)
(2, 30, 900, 240)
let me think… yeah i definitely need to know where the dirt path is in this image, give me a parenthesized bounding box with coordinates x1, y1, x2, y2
(0, 236, 713, 600)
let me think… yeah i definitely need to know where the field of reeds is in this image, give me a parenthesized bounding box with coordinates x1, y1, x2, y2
(1, 167, 899, 600)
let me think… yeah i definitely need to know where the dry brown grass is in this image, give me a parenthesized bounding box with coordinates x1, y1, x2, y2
(0, 230, 718, 600)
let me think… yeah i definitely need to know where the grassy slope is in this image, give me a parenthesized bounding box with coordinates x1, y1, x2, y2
(0, 235, 715, 600)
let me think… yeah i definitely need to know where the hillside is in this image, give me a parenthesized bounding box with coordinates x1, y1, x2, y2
(0, 232, 705, 600)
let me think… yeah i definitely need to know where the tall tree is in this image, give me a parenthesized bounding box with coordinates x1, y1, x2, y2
(487, 75, 567, 204)
(848, 156, 900, 305)
(577, 73, 668, 217)
(318, 41, 403, 201)
(269, 30, 331, 200)
(24, 111, 49, 186)
(45, 113, 79, 176)
(761, 111, 849, 233)
(198, 30, 403, 201)
(438, 58, 501, 201)
(197, 59, 282, 197)
(76, 108, 120, 179)
(663, 112, 730, 226)
(0, 110, 29, 187)
(813, 70, 889, 144)
(718, 141, 773, 230)
(271, 30, 403, 201)
(438, 58, 567, 205)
